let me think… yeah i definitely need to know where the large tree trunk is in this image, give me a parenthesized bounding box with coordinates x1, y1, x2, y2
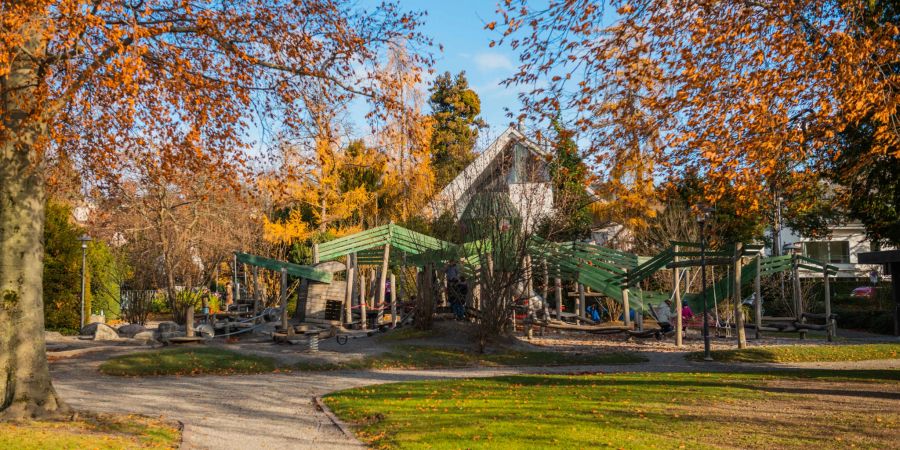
(0, 11, 70, 420)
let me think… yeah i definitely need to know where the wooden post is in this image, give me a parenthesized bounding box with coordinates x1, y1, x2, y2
(733, 243, 746, 348)
(377, 244, 391, 325)
(824, 266, 833, 341)
(281, 267, 292, 336)
(674, 274, 683, 347)
(233, 253, 240, 302)
(344, 267, 354, 326)
(252, 266, 261, 318)
(439, 272, 448, 307)
(399, 253, 407, 306)
(524, 254, 534, 297)
(622, 288, 632, 327)
(554, 277, 563, 320)
(359, 269, 367, 330)
(673, 244, 682, 347)
(390, 273, 398, 327)
(792, 255, 805, 339)
(472, 265, 482, 313)
(185, 305, 194, 337)
(541, 259, 550, 321)
(754, 254, 762, 339)
(635, 291, 643, 331)
(312, 243, 319, 264)
(577, 283, 586, 322)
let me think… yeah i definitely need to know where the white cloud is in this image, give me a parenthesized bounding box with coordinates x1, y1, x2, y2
(474, 52, 515, 71)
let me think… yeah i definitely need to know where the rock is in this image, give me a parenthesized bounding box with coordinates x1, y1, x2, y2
(195, 324, 215, 339)
(157, 321, 179, 333)
(117, 324, 147, 338)
(80, 322, 119, 341)
(88, 313, 106, 324)
(44, 331, 65, 341)
(132, 330, 157, 341)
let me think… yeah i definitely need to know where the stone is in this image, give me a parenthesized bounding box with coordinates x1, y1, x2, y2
(117, 324, 147, 338)
(80, 322, 119, 341)
(132, 331, 157, 341)
(44, 331, 65, 341)
(157, 321, 179, 333)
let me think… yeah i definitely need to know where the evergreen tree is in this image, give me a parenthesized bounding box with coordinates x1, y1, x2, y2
(43, 201, 84, 333)
(428, 71, 485, 188)
(549, 120, 593, 240)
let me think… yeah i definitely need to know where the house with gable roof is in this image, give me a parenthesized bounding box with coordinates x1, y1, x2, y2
(430, 126, 555, 232)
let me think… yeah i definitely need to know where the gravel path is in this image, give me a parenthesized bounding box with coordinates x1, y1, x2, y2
(49, 349, 899, 450)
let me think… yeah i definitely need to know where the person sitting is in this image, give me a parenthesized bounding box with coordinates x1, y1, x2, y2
(681, 304, 694, 322)
(655, 299, 675, 333)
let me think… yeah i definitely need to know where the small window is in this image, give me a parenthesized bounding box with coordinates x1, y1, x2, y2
(507, 143, 549, 184)
(803, 241, 850, 264)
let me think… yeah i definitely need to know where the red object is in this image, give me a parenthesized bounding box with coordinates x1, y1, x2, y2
(851, 286, 876, 299)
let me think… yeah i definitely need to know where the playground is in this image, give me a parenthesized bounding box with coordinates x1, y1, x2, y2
(43, 223, 900, 448)
(163, 222, 848, 353)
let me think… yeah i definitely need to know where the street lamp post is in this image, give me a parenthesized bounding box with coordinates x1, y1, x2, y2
(697, 211, 712, 361)
(78, 234, 92, 330)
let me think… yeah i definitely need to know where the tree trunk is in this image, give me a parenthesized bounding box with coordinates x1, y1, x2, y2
(0, 13, 70, 420)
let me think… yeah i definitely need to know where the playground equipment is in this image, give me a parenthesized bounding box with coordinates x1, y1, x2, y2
(219, 222, 840, 351)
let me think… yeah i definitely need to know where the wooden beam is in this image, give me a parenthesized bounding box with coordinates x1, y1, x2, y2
(824, 266, 833, 341)
(359, 268, 367, 330)
(674, 245, 682, 347)
(665, 257, 733, 269)
(390, 273, 398, 328)
(792, 255, 805, 339)
(344, 267, 354, 326)
(622, 288, 631, 327)
(733, 243, 747, 348)
(754, 255, 762, 339)
(577, 283, 586, 322)
(541, 259, 550, 322)
(377, 244, 391, 325)
(281, 267, 292, 337)
(555, 277, 563, 320)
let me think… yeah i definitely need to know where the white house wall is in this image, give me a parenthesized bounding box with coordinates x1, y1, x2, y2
(508, 182, 554, 232)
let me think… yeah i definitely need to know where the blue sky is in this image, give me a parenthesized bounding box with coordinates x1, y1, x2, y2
(348, 0, 527, 137)
(410, 0, 522, 129)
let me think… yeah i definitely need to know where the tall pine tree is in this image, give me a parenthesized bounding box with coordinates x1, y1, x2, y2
(428, 71, 485, 188)
(549, 120, 594, 240)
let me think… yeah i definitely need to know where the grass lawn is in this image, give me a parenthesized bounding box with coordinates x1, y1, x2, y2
(0, 413, 180, 449)
(297, 345, 646, 371)
(687, 343, 900, 363)
(99, 347, 277, 376)
(325, 371, 900, 449)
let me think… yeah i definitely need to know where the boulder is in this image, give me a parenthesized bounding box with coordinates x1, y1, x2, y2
(132, 330, 157, 342)
(80, 322, 119, 341)
(44, 331, 65, 341)
(117, 324, 147, 338)
(88, 313, 106, 324)
(157, 321, 179, 333)
(195, 324, 215, 339)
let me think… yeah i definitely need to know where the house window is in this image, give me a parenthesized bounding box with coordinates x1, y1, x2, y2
(507, 143, 550, 184)
(803, 241, 850, 264)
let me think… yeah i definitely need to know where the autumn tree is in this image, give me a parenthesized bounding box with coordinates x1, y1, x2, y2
(493, 0, 898, 228)
(826, 0, 900, 247)
(429, 71, 485, 189)
(0, 1, 429, 419)
(376, 41, 436, 223)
